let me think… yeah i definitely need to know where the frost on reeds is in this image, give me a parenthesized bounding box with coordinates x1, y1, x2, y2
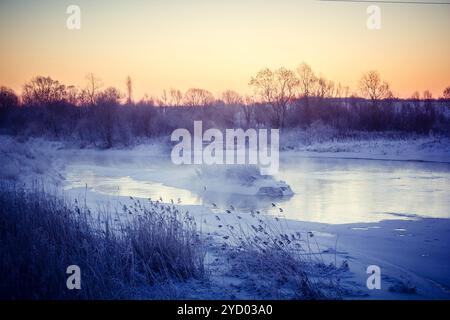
(211, 204, 344, 299)
(0, 184, 204, 299)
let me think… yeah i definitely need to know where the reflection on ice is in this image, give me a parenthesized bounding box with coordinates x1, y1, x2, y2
(63, 155, 450, 225)
(65, 170, 201, 205)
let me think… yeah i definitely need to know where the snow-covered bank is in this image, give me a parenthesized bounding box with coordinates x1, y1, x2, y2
(0, 136, 65, 185)
(282, 130, 450, 163)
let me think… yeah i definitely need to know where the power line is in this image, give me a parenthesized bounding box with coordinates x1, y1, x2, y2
(319, 0, 450, 5)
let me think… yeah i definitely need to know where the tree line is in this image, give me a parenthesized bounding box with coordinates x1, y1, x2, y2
(0, 63, 449, 147)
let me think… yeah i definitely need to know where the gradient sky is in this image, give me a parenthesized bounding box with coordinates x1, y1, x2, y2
(0, 0, 449, 99)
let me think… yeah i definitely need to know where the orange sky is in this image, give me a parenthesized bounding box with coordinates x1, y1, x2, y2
(1, 0, 449, 99)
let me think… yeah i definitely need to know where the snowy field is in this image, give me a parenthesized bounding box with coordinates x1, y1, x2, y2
(1, 133, 450, 299)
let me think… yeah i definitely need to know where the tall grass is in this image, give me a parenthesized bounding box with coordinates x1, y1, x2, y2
(0, 183, 342, 299)
(0, 185, 204, 299)
(213, 205, 343, 299)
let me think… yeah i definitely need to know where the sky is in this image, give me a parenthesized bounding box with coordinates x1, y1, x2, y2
(0, 0, 449, 99)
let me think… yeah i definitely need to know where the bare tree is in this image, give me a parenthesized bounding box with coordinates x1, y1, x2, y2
(160, 89, 169, 107)
(222, 90, 243, 106)
(65, 85, 81, 106)
(423, 90, 433, 100)
(0, 86, 19, 108)
(297, 63, 317, 98)
(333, 82, 350, 99)
(95, 87, 123, 148)
(249, 67, 298, 128)
(295, 63, 318, 125)
(249, 68, 275, 105)
(138, 94, 155, 107)
(343, 85, 350, 99)
(422, 90, 435, 120)
(183, 88, 215, 107)
(169, 88, 183, 106)
(443, 86, 450, 99)
(316, 77, 335, 98)
(125, 76, 133, 105)
(358, 70, 392, 102)
(410, 91, 420, 100)
(85, 73, 102, 105)
(242, 95, 255, 127)
(22, 76, 67, 106)
(76, 88, 91, 107)
(96, 87, 123, 106)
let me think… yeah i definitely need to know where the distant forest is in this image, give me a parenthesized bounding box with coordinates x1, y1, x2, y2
(1, 64, 449, 147)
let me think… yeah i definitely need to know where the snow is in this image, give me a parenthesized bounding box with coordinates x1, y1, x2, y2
(195, 165, 293, 197)
(1, 133, 450, 299)
(281, 129, 450, 164)
(0, 136, 65, 185)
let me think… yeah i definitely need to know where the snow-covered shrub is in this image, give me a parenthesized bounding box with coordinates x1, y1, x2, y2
(196, 165, 293, 197)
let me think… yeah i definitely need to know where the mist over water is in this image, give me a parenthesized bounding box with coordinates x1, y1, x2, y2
(64, 154, 450, 225)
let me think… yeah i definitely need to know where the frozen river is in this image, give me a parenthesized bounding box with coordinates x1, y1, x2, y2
(63, 152, 450, 224)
